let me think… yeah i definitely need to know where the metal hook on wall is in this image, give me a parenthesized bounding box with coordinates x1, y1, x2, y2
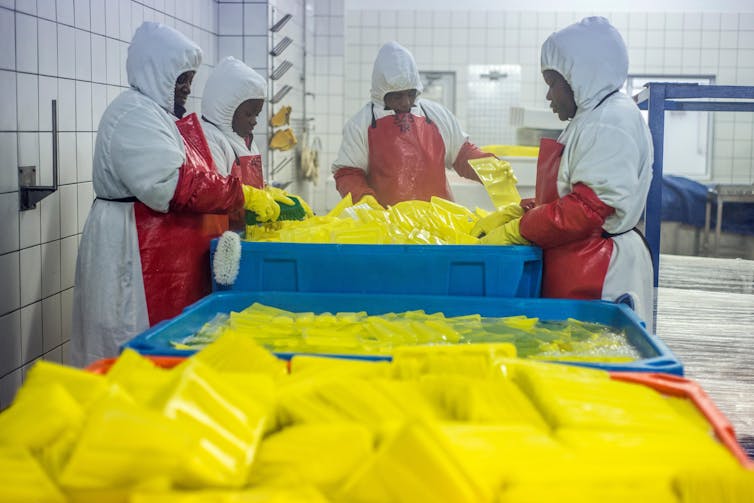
(19, 100, 59, 211)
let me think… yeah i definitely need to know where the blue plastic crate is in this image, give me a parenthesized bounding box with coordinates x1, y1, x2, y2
(123, 291, 683, 375)
(210, 240, 542, 298)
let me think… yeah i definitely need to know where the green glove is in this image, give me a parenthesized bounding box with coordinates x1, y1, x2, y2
(243, 185, 280, 222)
(479, 218, 531, 246)
(470, 203, 524, 238)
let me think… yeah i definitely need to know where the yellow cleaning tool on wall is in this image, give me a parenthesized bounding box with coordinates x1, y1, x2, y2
(270, 128, 298, 151)
(270, 105, 292, 127)
(468, 157, 521, 208)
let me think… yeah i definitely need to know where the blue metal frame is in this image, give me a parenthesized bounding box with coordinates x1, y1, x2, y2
(635, 83, 754, 286)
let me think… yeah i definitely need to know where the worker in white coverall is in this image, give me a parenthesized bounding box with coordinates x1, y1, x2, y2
(332, 41, 493, 207)
(201, 56, 311, 230)
(72, 22, 258, 366)
(472, 16, 654, 331)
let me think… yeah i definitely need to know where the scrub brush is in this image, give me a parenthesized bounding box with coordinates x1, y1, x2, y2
(245, 196, 308, 225)
(213, 231, 241, 286)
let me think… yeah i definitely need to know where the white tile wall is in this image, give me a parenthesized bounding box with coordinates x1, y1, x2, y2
(91, 82, 107, 126)
(0, 8, 15, 70)
(74, 0, 90, 29)
(0, 0, 221, 407)
(35, 0, 53, 19)
(90, 0, 105, 34)
(20, 302, 43, 363)
(75, 82, 93, 131)
(76, 132, 93, 182)
(40, 190, 61, 242)
(0, 133, 18, 193)
(19, 245, 42, 306)
(75, 28, 92, 81)
(39, 132, 53, 186)
(57, 24, 76, 80)
(39, 79, 58, 131)
(0, 252, 20, 315)
(58, 132, 77, 184)
(38, 19, 58, 75)
(16, 13, 38, 73)
(41, 240, 61, 298)
(16, 74, 39, 131)
(0, 311, 22, 382)
(0, 193, 20, 254)
(57, 79, 76, 131)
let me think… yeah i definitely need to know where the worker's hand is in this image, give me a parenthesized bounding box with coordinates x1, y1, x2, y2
(265, 186, 296, 206)
(520, 198, 536, 212)
(479, 218, 531, 246)
(243, 185, 280, 222)
(470, 203, 524, 238)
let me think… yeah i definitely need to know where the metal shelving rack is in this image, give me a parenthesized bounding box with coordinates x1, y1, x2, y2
(635, 82, 754, 286)
(267, 10, 294, 185)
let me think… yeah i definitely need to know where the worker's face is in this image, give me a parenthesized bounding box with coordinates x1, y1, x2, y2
(174, 71, 195, 110)
(383, 89, 418, 114)
(543, 70, 576, 121)
(232, 99, 265, 139)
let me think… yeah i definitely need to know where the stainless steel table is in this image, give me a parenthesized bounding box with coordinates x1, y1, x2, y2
(704, 184, 754, 256)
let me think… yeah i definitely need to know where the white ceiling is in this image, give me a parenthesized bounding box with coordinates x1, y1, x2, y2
(345, 0, 754, 13)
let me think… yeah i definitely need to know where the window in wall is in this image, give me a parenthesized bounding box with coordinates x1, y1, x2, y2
(419, 71, 456, 113)
(626, 75, 715, 180)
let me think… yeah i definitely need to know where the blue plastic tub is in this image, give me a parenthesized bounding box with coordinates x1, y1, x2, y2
(123, 291, 683, 375)
(210, 240, 542, 298)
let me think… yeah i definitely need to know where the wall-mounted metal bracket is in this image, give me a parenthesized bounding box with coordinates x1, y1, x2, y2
(20, 100, 59, 211)
(270, 13, 292, 33)
(270, 84, 292, 104)
(270, 36, 293, 57)
(271, 60, 293, 80)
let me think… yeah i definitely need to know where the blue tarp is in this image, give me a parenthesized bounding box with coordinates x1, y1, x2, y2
(661, 175, 754, 236)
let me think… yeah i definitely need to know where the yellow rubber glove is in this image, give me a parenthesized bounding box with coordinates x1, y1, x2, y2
(467, 157, 521, 208)
(479, 218, 531, 246)
(265, 186, 295, 206)
(470, 203, 524, 238)
(243, 185, 280, 222)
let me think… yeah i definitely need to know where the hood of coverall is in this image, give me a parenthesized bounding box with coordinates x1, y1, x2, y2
(126, 21, 203, 115)
(202, 56, 267, 136)
(540, 16, 628, 113)
(370, 41, 424, 107)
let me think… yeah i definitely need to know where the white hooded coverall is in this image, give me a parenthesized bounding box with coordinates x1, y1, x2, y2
(520, 17, 655, 330)
(331, 41, 490, 206)
(201, 56, 267, 179)
(72, 22, 243, 366)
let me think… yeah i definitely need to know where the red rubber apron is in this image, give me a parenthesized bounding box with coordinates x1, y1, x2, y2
(366, 104, 449, 206)
(233, 135, 264, 188)
(229, 143, 264, 230)
(535, 137, 613, 299)
(134, 114, 228, 326)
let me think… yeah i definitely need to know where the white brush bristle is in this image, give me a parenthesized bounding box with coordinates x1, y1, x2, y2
(213, 231, 242, 286)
